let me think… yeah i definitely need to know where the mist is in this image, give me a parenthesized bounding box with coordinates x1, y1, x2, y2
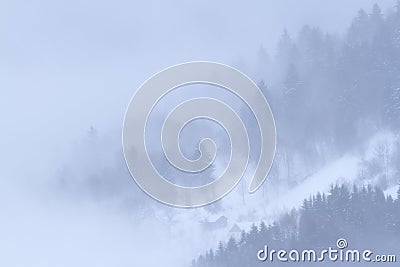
(1, 1, 398, 266)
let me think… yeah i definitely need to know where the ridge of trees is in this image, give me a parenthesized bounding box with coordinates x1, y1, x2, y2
(192, 183, 400, 267)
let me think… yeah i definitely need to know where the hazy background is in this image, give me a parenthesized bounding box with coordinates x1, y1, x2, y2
(0, 1, 397, 266)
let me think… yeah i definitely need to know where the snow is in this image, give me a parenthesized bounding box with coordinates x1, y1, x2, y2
(384, 185, 399, 200)
(161, 131, 400, 266)
(263, 155, 359, 216)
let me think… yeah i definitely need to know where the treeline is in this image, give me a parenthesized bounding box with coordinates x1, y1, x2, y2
(265, 2, 400, 156)
(191, 184, 400, 267)
(191, 3, 400, 266)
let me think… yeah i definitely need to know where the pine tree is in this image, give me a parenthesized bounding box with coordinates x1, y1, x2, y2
(259, 221, 268, 238)
(226, 236, 238, 266)
(347, 9, 370, 45)
(370, 4, 384, 40)
(238, 230, 246, 247)
(276, 29, 298, 77)
(247, 224, 259, 244)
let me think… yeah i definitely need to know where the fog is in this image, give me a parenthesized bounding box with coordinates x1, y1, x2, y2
(1, 0, 394, 180)
(0, 1, 397, 266)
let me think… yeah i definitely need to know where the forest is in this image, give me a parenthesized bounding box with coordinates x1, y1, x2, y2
(192, 184, 400, 266)
(192, 2, 400, 266)
(262, 2, 400, 164)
